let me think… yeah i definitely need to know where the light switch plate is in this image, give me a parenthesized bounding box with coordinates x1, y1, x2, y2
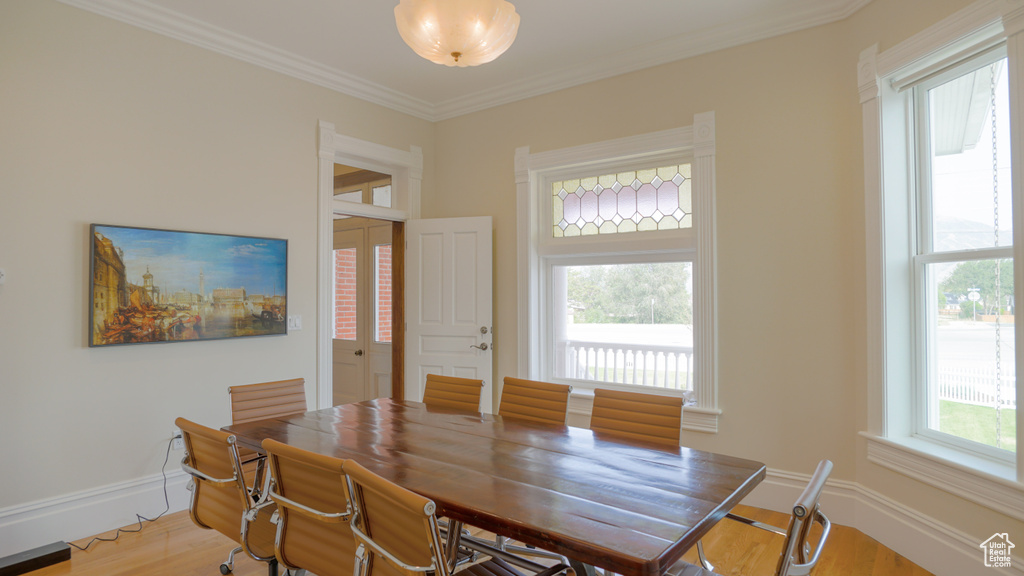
(287, 315, 302, 330)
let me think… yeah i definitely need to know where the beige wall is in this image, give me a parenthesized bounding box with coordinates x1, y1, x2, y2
(436, 14, 861, 474)
(433, 0, 1022, 553)
(2, 0, 1020, 566)
(0, 0, 433, 511)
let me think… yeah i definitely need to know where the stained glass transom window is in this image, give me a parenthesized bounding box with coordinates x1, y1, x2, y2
(552, 164, 691, 237)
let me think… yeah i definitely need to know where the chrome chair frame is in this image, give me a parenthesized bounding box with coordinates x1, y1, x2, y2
(689, 460, 833, 576)
(228, 378, 307, 499)
(344, 461, 575, 576)
(262, 439, 358, 576)
(178, 420, 279, 575)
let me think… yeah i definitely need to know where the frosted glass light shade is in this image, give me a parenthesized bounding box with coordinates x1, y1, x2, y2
(394, 0, 520, 67)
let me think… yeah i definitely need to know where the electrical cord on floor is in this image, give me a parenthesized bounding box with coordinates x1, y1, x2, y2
(68, 436, 173, 551)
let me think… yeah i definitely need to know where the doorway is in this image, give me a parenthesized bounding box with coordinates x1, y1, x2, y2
(331, 164, 400, 405)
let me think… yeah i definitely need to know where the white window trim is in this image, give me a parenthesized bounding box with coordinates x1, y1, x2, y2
(515, 113, 719, 432)
(860, 0, 1024, 518)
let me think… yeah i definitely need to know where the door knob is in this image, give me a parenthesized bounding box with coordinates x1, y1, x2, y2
(470, 343, 489, 351)
(354, 349, 364, 356)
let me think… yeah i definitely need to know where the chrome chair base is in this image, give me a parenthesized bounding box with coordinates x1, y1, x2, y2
(220, 546, 242, 574)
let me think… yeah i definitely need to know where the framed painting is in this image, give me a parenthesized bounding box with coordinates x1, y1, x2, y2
(89, 224, 288, 347)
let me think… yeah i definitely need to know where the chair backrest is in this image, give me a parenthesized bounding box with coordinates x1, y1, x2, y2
(229, 378, 307, 424)
(776, 460, 833, 576)
(498, 377, 572, 425)
(229, 378, 307, 467)
(344, 459, 449, 576)
(589, 388, 682, 446)
(422, 374, 484, 412)
(263, 438, 357, 576)
(175, 417, 276, 562)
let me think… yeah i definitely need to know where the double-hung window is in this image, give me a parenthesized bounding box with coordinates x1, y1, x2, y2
(861, 1, 1024, 508)
(915, 50, 1014, 456)
(515, 114, 719, 432)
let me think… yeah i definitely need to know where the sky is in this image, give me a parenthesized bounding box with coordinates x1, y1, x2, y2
(931, 60, 1011, 242)
(93, 224, 287, 297)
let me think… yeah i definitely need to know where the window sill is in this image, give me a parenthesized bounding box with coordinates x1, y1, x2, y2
(568, 388, 720, 433)
(861, 431, 1024, 520)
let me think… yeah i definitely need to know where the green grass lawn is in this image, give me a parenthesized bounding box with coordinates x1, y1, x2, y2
(939, 400, 1017, 452)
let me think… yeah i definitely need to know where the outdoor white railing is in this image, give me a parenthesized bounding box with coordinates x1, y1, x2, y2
(564, 340, 693, 391)
(937, 366, 1016, 409)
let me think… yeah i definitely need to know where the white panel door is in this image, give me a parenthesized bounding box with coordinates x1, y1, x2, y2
(333, 219, 394, 405)
(332, 227, 366, 406)
(406, 217, 493, 412)
(366, 223, 393, 399)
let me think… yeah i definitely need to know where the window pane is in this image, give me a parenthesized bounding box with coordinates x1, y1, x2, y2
(928, 58, 1012, 251)
(927, 259, 1015, 452)
(334, 248, 357, 340)
(335, 190, 363, 204)
(553, 262, 694, 393)
(374, 244, 392, 343)
(372, 184, 392, 208)
(552, 164, 691, 238)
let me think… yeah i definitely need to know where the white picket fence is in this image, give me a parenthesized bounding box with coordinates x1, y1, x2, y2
(938, 366, 1017, 409)
(565, 340, 694, 390)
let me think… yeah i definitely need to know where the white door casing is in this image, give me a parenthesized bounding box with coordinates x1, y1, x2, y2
(405, 217, 494, 412)
(317, 121, 422, 409)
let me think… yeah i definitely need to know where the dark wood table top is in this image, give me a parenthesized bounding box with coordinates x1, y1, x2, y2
(223, 398, 765, 576)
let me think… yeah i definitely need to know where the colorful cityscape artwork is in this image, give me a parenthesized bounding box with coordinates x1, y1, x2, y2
(89, 224, 288, 347)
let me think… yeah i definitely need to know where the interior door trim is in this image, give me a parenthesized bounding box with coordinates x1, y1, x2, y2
(317, 120, 422, 409)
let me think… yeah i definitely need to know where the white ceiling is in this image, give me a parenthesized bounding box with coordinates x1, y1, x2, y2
(59, 0, 872, 121)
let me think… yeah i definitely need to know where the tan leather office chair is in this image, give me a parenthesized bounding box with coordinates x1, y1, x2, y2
(589, 388, 683, 446)
(422, 374, 484, 412)
(175, 417, 279, 576)
(223, 378, 307, 571)
(344, 459, 575, 576)
(229, 378, 307, 490)
(668, 460, 834, 576)
(492, 377, 574, 562)
(262, 438, 357, 576)
(498, 377, 572, 425)
(230, 378, 307, 424)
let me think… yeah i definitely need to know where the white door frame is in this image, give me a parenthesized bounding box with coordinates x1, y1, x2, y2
(317, 121, 423, 409)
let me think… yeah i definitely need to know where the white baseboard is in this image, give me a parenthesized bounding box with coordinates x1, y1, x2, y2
(2, 464, 1020, 575)
(741, 468, 1023, 576)
(0, 468, 191, 559)
(854, 483, 1023, 576)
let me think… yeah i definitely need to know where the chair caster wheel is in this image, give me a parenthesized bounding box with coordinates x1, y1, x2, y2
(220, 563, 233, 574)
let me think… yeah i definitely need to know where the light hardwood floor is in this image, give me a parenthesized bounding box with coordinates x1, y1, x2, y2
(24, 505, 932, 576)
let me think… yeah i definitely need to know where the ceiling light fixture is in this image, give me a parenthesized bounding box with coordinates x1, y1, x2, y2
(394, 0, 520, 67)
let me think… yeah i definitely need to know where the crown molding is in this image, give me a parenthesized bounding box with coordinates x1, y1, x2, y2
(433, 0, 873, 120)
(59, 0, 871, 122)
(57, 0, 436, 120)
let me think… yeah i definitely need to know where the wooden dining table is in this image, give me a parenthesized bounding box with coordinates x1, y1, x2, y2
(222, 397, 765, 576)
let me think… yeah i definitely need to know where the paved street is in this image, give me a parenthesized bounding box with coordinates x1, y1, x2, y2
(936, 320, 1015, 370)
